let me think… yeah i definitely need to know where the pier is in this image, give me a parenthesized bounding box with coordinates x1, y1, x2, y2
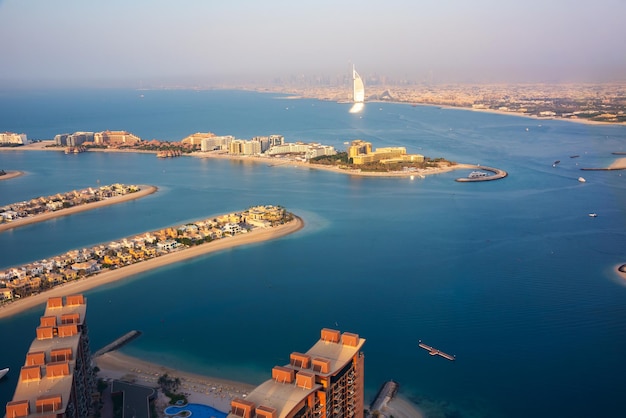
(418, 340, 455, 361)
(455, 165, 508, 182)
(93, 330, 141, 358)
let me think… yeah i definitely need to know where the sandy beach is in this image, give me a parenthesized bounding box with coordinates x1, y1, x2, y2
(0, 185, 158, 233)
(95, 351, 255, 414)
(95, 351, 427, 417)
(0, 216, 303, 319)
(0, 170, 24, 181)
(616, 264, 626, 280)
(608, 157, 626, 170)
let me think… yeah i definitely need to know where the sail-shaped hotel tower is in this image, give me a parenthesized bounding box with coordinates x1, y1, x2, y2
(352, 65, 365, 103)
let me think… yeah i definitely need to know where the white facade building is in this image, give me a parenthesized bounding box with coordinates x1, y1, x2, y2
(0, 132, 28, 145)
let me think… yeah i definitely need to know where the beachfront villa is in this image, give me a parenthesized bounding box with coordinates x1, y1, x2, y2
(228, 328, 365, 418)
(0, 205, 292, 302)
(5, 295, 96, 418)
(0, 184, 141, 225)
(347, 140, 424, 165)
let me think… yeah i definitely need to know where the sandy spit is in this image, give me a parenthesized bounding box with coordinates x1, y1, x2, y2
(0, 185, 158, 233)
(0, 216, 303, 319)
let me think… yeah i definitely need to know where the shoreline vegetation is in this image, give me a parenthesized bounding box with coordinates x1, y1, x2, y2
(0, 214, 303, 319)
(0, 184, 157, 233)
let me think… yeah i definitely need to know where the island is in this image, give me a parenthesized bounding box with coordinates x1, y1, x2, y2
(3, 134, 507, 181)
(0, 205, 303, 318)
(0, 184, 157, 232)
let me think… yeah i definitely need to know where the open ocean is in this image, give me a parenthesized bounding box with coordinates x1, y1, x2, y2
(1, 89, 625, 418)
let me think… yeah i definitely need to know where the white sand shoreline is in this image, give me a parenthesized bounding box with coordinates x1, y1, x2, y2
(0, 170, 24, 181)
(0, 216, 304, 319)
(94, 351, 255, 414)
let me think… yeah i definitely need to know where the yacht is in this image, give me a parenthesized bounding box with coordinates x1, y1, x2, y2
(468, 171, 488, 179)
(588, 213, 598, 217)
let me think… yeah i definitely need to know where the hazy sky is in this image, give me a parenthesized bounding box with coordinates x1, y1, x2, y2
(1, 0, 625, 87)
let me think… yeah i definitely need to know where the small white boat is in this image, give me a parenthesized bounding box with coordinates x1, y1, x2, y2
(578, 177, 586, 183)
(0, 368, 8, 379)
(468, 171, 488, 179)
(588, 213, 598, 217)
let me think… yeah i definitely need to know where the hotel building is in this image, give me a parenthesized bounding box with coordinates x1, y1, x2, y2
(0, 132, 29, 145)
(228, 328, 365, 418)
(5, 294, 96, 418)
(347, 140, 424, 165)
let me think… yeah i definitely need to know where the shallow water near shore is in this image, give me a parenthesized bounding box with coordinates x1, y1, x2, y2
(1, 89, 626, 417)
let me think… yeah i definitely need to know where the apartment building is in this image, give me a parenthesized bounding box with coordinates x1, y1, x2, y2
(5, 294, 96, 418)
(228, 328, 365, 418)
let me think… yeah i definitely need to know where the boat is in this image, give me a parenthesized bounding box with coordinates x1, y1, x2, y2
(468, 171, 488, 179)
(578, 177, 586, 183)
(588, 213, 598, 217)
(0, 368, 8, 379)
(553, 160, 561, 167)
(570, 155, 580, 158)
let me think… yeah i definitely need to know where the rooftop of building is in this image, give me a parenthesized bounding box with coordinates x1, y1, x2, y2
(6, 295, 87, 418)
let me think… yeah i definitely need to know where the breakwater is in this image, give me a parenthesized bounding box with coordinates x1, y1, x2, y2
(93, 330, 141, 357)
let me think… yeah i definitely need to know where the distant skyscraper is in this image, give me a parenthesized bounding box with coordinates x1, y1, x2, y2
(5, 294, 96, 418)
(228, 328, 365, 418)
(352, 66, 365, 104)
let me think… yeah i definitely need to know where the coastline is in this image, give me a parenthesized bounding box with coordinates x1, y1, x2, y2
(0, 185, 158, 233)
(95, 351, 428, 417)
(0, 216, 304, 319)
(609, 158, 626, 170)
(94, 351, 255, 414)
(192, 151, 481, 178)
(0, 170, 24, 181)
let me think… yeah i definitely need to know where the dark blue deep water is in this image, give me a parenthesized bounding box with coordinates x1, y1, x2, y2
(1, 89, 625, 417)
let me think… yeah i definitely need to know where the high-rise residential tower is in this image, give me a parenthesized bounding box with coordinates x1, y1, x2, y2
(5, 294, 96, 418)
(228, 328, 365, 418)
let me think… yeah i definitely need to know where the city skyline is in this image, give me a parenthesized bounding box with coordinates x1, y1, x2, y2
(1, 0, 625, 88)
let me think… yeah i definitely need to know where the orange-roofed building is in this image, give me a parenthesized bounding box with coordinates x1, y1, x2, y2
(5, 294, 96, 418)
(227, 328, 365, 418)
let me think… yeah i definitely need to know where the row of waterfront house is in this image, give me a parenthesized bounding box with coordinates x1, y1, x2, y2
(0, 205, 290, 302)
(0, 184, 140, 223)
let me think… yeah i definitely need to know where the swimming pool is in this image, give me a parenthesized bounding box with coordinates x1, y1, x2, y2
(164, 403, 227, 418)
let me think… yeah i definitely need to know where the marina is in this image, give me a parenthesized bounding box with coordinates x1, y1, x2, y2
(418, 341, 456, 361)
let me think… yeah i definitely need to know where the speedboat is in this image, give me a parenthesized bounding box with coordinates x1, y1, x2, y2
(0, 368, 8, 379)
(588, 213, 598, 217)
(578, 177, 586, 183)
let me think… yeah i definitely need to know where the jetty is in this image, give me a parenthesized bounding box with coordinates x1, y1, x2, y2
(368, 380, 399, 416)
(418, 340, 455, 361)
(455, 165, 507, 182)
(93, 330, 141, 357)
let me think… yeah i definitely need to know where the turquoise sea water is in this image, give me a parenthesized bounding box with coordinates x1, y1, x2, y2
(1, 89, 625, 418)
